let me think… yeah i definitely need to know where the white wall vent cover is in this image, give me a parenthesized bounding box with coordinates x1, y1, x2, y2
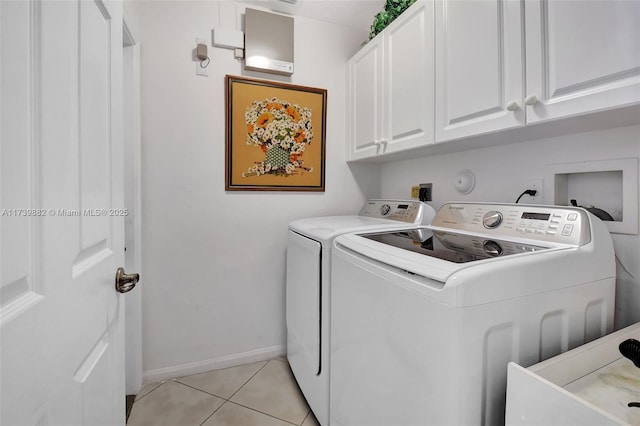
(244, 8, 294, 76)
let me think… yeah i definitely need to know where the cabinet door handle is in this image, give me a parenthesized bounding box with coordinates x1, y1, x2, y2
(505, 101, 520, 111)
(524, 95, 539, 106)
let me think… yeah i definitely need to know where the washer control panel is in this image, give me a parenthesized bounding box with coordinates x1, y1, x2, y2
(359, 200, 428, 224)
(431, 203, 592, 246)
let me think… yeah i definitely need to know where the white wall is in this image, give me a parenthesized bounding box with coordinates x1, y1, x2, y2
(124, 0, 640, 383)
(124, 0, 379, 381)
(380, 124, 640, 329)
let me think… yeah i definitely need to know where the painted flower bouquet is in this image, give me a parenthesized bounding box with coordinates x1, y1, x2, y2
(242, 97, 314, 177)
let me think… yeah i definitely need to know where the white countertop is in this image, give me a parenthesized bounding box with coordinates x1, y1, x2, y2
(564, 357, 640, 424)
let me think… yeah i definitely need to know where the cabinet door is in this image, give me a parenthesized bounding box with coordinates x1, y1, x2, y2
(435, 0, 524, 143)
(384, 0, 434, 154)
(347, 37, 384, 161)
(525, 0, 640, 123)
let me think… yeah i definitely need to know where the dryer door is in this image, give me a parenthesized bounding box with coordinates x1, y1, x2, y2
(286, 231, 322, 376)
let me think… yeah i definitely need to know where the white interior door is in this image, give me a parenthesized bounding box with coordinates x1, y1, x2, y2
(1, 0, 127, 424)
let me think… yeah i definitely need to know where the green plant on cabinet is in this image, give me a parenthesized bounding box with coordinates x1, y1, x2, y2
(369, 0, 417, 39)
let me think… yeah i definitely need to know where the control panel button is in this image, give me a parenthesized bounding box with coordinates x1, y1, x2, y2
(380, 204, 391, 216)
(482, 211, 503, 229)
(567, 213, 578, 221)
(482, 240, 503, 257)
(562, 224, 574, 236)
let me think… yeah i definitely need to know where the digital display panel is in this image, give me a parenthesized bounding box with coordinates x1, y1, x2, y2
(398, 204, 408, 209)
(522, 212, 551, 221)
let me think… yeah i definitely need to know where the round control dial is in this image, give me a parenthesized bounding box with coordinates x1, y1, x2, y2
(483, 240, 503, 257)
(482, 211, 503, 229)
(380, 204, 391, 216)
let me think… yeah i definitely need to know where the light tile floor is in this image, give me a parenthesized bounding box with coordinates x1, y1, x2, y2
(127, 358, 320, 426)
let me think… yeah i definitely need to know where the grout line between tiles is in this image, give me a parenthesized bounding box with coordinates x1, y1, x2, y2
(170, 380, 226, 400)
(162, 381, 227, 426)
(128, 381, 223, 426)
(198, 399, 229, 426)
(132, 381, 164, 403)
(223, 401, 300, 426)
(172, 379, 231, 401)
(226, 359, 271, 401)
(300, 410, 313, 426)
(173, 359, 270, 401)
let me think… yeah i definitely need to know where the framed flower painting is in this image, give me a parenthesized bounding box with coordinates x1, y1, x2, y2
(225, 75, 327, 191)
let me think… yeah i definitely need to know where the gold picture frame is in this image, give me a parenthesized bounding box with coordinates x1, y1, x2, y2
(225, 75, 327, 191)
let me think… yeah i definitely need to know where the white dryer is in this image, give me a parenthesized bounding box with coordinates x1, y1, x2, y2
(286, 200, 436, 425)
(330, 202, 616, 426)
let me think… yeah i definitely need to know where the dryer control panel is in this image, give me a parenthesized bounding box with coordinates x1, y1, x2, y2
(430, 203, 592, 246)
(359, 200, 430, 224)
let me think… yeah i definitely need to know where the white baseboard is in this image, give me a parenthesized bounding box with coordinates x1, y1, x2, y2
(142, 344, 286, 384)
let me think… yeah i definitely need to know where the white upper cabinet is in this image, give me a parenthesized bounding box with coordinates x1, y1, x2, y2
(435, 0, 640, 144)
(435, 0, 525, 142)
(384, 1, 435, 154)
(349, 0, 639, 158)
(347, 0, 434, 161)
(525, 0, 640, 123)
(348, 37, 384, 160)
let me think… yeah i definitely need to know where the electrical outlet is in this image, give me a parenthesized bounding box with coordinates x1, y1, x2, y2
(196, 62, 209, 77)
(526, 178, 543, 203)
(419, 183, 432, 202)
(411, 186, 420, 199)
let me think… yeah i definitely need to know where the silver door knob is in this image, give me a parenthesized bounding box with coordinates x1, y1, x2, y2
(115, 267, 139, 293)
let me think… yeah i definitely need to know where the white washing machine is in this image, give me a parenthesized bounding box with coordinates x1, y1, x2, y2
(286, 200, 436, 426)
(330, 202, 616, 426)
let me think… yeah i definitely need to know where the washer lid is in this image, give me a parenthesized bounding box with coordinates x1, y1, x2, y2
(288, 200, 436, 244)
(362, 228, 550, 264)
(334, 228, 561, 283)
(289, 215, 416, 244)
